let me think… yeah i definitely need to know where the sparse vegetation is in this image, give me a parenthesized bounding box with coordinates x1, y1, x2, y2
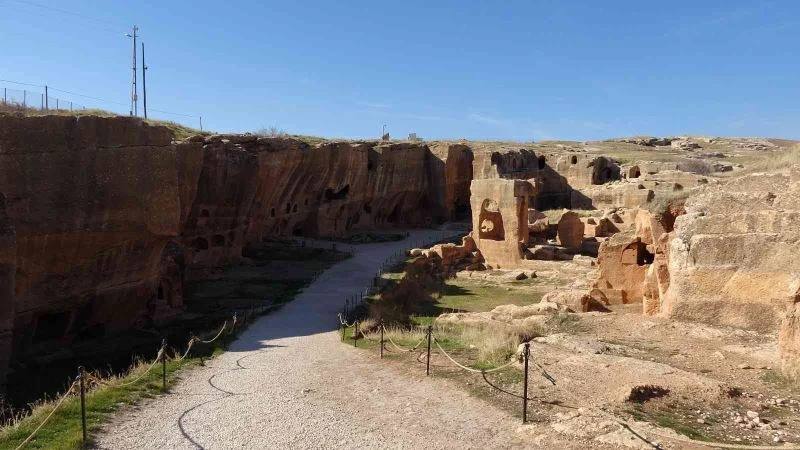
(0, 102, 206, 140)
(541, 208, 599, 222)
(646, 189, 692, 220)
(255, 126, 288, 138)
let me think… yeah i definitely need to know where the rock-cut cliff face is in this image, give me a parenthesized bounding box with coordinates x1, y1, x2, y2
(0, 116, 204, 381)
(0, 116, 470, 386)
(589, 167, 800, 378)
(660, 168, 800, 377)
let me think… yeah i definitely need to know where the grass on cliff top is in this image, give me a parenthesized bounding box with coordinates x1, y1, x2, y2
(0, 103, 205, 140)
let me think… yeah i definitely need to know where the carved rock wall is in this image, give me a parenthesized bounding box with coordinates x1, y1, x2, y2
(0, 115, 204, 385)
(0, 117, 464, 385)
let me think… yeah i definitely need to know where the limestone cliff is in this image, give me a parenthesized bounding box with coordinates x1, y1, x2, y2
(660, 168, 800, 376)
(0, 116, 464, 386)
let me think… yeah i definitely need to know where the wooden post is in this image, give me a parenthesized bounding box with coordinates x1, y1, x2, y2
(426, 326, 432, 376)
(523, 342, 530, 423)
(79, 367, 87, 441)
(380, 320, 384, 359)
(161, 339, 167, 391)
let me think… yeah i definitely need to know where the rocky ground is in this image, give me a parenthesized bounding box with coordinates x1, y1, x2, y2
(380, 263, 800, 449)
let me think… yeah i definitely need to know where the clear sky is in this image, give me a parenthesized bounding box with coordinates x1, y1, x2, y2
(1, 0, 798, 141)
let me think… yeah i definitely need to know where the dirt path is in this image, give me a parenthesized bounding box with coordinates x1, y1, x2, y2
(95, 230, 525, 449)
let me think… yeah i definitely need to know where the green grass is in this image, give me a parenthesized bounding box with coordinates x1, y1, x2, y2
(0, 242, 348, 449)
(432, 282, 542, 313)
(0, 352, 198, 449)
(1, 104, 206, 140)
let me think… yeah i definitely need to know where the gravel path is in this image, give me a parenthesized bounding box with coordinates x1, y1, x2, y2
(95, 230, 523, 449)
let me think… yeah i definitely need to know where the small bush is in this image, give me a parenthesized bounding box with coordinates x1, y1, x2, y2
(255, 126, 288, 138)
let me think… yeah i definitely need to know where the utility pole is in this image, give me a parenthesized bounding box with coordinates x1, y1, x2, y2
(126, 25, 139, 116)
(141, 41, 148, 119)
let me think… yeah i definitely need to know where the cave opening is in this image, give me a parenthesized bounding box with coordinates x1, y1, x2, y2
(453, 199, 470, 221)
(478, 199, 505, 241)
(32, 311, 72, 343)
(621, 242, 655, 266)
(571, 155, 578, 164)
(270, 208, 275, 218)
(387, 203, 402, 223)
(324, 184, 350, 201)
(191, 237, 209, 250)
(537, 155, 546, 169)
(638, 246, 655, 265)
(363, 203, 372, 214)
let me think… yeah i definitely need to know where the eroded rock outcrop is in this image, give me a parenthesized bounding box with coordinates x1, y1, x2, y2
(658, 168, 800, 377)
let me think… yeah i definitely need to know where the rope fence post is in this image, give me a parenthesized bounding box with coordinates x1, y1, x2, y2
(380, 319, 384, 359)
(78, 366, 87, 442)
(161, 338, 167, 391)
(426, 325, 432, 376)
(523, 342, 530, 424)
(340, 319, 344, 342)
(354, 321, 359, 348)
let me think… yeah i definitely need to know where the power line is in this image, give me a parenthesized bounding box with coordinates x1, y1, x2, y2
(0, 79, 42, 88)
(147, 108, 197, 118)
(47, 86, 128, 106)
(9, 0, 123, 30)
(1, 78, 199, 118)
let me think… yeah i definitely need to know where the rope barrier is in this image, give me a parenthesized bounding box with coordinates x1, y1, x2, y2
(11, 309, 250, 447)
(358, 328, 380, 342)
(174, 338, 196, 362)
(89, 347, 165, 388)
(337, 313, 355, 328)
(383, 329, 426, 352)
(196, 321, 228, 344)
(14, 379, 79, 450)
(433, 338, 517, 374)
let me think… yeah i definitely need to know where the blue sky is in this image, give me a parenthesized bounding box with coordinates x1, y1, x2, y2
(1, 0, 798, 141)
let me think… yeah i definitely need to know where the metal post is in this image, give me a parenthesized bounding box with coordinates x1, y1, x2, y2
(340, 321, 344, 341)
(426, 325, 432, 376)
(354, 321, 359, 347)
(23, 90, 26, 107)
(199, 116, 203, 131)
(523, 342, 530, 423)
(41, 93, 43, 109)
(380, 320, 384, 359)
(70, 101, 73, 111)
(3, 87, 6, 105)
(141, 41, 148, 119)
(79, 366, 87, 441)
(127, 25, 139, 116)
(44, 85, 48, 110)
(161, 339, 167, 391)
